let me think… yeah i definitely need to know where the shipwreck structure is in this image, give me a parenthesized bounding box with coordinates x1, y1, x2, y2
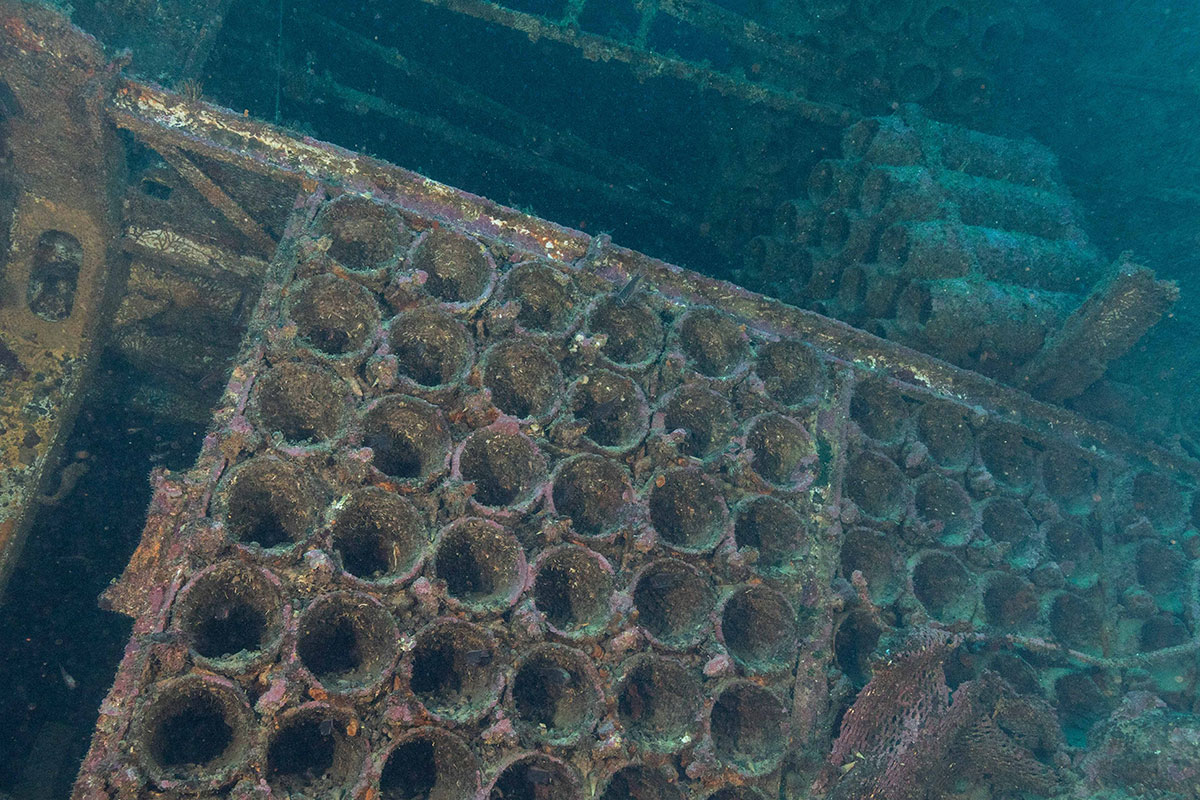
(0, 2, 1196, 799)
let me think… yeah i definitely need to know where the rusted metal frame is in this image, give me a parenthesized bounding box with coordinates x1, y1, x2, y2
(304, 9, 681, 206)
(0, 2, 128, 597)
(411, 0, 852, 125)
(151, 142, 277, 257)
(107, 81, 1200, 477)
(656, 0, 824, 73)
(306, 71, 696, 231)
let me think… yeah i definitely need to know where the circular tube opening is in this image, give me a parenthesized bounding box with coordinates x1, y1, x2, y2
(709, 682, 786, 774)
(362, 395, 450, 482)
(632, 559, 714, 648)
(912, 551, 972, 621)
(850, 379, 909, 441)
(409, 620, 501, 722)
(330, 487, 426, 582)
(289, 275, 380, 356)
(660, 384, 734, 459)
(412, 229, 494, 305)
(315, 195, 403, 272)
(914, 475, 974, 546)
(839, 526, 902, 604)
(720, 585, 798, 672)
(1048, 592, 1102, 650)
(734, 495, 804, 573)
(746, 413, 815, 487)
(981, 497, 1035, 546)
(487, 754, 579, 800)
(587, 296, 663, 366)
(512, 645, 598, 743)
(295, 592, 400, 694)
(845, 451, 906, 520)
(648, 468, 728, 552)
(616, 656, 701, 751)
(379, 728, 479, 800)
(458, 426, 546, 508)
(532, 545, 614, 636)
(983, 573, 1038, 628)
(1136, 539, 1186, 596)
(221, 456, 324, 550)
(503, 262, 573, 333)
(916, 399, 974, 468)
(388, 307, 474, 388)
(755, 340, 822, 406)
(551, 454, 633, 538)
(677, 309, 749, 378)
(568, 370, 649, 451)
(172, 562, 283, 669)
(135, 676, 253, 786)
(266, 705, 366, 796)
(978, 424, 1035, 488)
(433, 518, 526, 611)
(253, 362, 345, 444)
(1132, 471, 1186, 531)
(1043, 446, 1096, 512)
(482, 339, 563, 419)
(598, 765, 684, 800)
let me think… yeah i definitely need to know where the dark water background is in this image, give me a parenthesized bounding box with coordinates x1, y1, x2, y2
(0, 0, 1198, 797)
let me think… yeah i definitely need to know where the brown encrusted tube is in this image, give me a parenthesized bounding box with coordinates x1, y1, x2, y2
(616, 655, 702, 752)
(841, 116, 922, 165)
(287, 274, 381, 359)
(932, 117, 1060, 188)
(808, 159, 866, 212)
(170, 561, 285, 674)
(455, 421, 546, 511)
(939, 170, 1086, 242)
(890, 54, 942, 102)
(598, 764, 685, 800)
(329, 487, 426, 584)
(755, 339, 824, 407)
(481, 337, 564, 420)
(251, 361, 347, 445)
(311, 194, 405, 275)
(550, 454, 634, 538)
(708, 681, 788, 775)
(566, 369, 650, 454)
(585, 294, 664, 369)
(133, 674, 255, 789)
(880, 220, 1104, 290)
(409, 227, 496, 310)
(656, 383, 735, 459)
(632, 558, 715, 648)
(648, 468, 729, 553)
(970, 13, 1024, 62)
(360, 394, 451, 485)
(407, 618, 502, 722)
(378, 727, 480, 800)
(498, 261, 576, 335)
(859, 165, 945, 222)
(218, 455, 327, 551)
(295, 592, 400, 696)
(718, 585, 799, 672)
(734, 495, 806, 574)
(509, 643, 602, 745)
(895, 278, 1071, 369)
(675, 308, 751, 379)
(837, 263, 902, 322)
(532, 544, 615, 637)
(1017, 259, 1179, 402)
(487, 753, 581, 800)
(917, 1, 969, 48)
(745, 413, 816, 488)
(387, 306, 474, 390)
(432, 517, 527, 612)
(264, 703, 368, 797)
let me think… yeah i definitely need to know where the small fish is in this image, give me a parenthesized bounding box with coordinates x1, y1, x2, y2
(526, 766, 554, 785)
(463, 649, 494, 667)
(59, 664, 77, 690)
(612, 274, 643, 306)
(319, 718, 335, 737)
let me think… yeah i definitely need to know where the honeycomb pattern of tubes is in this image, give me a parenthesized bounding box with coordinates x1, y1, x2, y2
(736, 104, 1110, 386)
(79, 188, 1200, 800)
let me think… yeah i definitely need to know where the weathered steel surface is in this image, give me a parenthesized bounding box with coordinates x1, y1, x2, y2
(0, 1, 126, 596)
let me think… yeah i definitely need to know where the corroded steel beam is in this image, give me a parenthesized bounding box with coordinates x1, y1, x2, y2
(0, 1, 127, 596)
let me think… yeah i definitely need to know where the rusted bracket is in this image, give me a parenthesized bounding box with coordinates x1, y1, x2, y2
(151, 142, 277, 257)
